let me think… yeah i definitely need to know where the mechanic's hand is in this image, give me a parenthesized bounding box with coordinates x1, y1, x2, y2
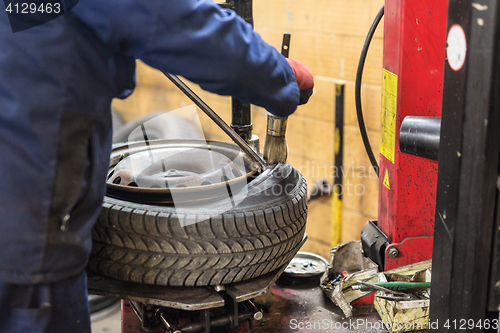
(286, 58, 314, 105)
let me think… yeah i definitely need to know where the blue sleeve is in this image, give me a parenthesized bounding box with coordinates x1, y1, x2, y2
(71, 0, 300, 117)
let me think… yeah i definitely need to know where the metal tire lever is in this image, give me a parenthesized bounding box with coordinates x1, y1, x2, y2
(354, 281, 409, 297)
(375, 294, 414, 301)
(163, 72, 267, 172)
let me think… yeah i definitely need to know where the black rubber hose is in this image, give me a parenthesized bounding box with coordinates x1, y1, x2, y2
(355, 5, 384, 177)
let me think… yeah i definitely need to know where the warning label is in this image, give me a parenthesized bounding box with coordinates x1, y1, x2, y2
(381, 69, 397, 164)
(383, 170, 390, 190)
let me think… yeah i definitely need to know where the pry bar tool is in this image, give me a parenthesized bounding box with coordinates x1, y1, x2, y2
(163, 72, 267, 171)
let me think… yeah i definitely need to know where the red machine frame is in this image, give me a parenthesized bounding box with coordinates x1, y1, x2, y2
(377, 0, 449, 270)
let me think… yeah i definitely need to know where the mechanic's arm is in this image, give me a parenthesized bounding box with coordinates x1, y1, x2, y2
(71, 0, 312, 117)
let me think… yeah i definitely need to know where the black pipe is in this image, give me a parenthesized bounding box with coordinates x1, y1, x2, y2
(355, 5, 384, 177)
(231, 100, 252, 140)
(233, 0, 253, 26)
(399, 116, 441, 161)
(231, 0, 254, 140)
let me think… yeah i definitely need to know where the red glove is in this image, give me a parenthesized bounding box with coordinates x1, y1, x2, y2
(286, 58, 314, 105)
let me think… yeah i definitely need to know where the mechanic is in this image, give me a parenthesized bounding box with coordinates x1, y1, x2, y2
(0, 0, 313, 332)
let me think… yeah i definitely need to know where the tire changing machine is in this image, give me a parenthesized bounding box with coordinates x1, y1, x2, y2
(87, 2, 387, 332)
(359, 0, 500, 328)
(89, 0, 500, 331)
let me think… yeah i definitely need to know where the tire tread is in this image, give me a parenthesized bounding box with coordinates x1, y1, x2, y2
(90, 172, 307, 286)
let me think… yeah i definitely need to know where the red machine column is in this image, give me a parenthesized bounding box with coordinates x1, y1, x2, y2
(378, 0, 448, 270)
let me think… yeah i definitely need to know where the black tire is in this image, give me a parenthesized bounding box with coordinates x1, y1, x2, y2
(89, 142, 307, 287)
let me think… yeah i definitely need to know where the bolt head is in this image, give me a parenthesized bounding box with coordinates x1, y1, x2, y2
(214, 285, 226, 292)
(387, 247, 399, 258)
(253, 312, 263, 321)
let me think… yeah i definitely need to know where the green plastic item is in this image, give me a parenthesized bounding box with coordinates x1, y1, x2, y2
(357, 281, 431, 292)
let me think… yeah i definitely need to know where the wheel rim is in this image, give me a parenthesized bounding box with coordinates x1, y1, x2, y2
(105, 139, 258, 205)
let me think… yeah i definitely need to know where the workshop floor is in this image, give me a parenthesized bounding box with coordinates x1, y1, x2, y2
(91, 307, 121, 333)
(90, 281, 398, 333)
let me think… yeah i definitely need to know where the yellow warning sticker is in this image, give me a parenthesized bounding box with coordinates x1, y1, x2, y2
(381, 69, 398, 164)
(383, 170, 390, 190)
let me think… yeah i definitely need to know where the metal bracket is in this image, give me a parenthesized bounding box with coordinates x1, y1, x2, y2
(223, 289, 239, 328)
(361, 220, 389, 270)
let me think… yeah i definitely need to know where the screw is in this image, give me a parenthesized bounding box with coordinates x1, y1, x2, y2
(387, 247, 399, 258)
(253, 311, 263, 321)
(495, 281, 500, 293)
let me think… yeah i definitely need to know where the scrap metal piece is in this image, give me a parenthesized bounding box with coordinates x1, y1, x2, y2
(320, 241, 379, 317)
(374, 269, 431, 332)
(283, 251, 329, 277)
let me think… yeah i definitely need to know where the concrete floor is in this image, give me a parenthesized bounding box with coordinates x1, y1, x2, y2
(97, 282, 392, 333)
(91, 305, 121, 333)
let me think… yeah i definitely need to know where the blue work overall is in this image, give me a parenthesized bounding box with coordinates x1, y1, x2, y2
(0, 0, 299, 331)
